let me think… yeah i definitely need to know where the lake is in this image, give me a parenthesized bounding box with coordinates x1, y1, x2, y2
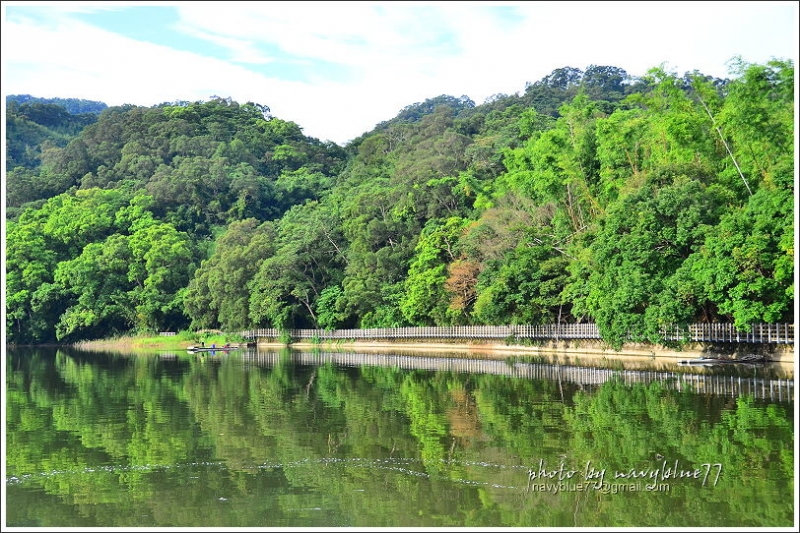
(4, 346, 795, 528)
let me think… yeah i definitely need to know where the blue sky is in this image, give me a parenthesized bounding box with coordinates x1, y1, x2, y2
(2, 1, 798, 145)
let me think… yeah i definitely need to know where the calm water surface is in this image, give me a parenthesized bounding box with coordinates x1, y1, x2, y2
(5, 346, 795, 527)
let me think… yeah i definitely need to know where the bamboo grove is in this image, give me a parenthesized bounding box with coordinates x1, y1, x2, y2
(5, 59, 794, 348)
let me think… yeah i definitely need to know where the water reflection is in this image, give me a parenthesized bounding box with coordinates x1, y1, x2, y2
(5, 346, 795, 528)
(239, 348, 794, 402)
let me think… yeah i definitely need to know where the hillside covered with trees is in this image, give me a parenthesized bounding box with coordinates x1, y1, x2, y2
(5, 59, 794, 348)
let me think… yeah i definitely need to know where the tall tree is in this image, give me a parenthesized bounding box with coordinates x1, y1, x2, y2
(400, 217, 470, 325)
(184, 218, 277, 331)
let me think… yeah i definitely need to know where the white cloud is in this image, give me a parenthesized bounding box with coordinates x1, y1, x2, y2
(3, 1, 797, 145)
(174, 24, 275, 66)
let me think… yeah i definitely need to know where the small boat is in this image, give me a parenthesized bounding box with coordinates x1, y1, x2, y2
(186, 345, 238, 353)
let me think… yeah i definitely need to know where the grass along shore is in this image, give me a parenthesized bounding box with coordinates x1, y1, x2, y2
(72, 331, 248, 353)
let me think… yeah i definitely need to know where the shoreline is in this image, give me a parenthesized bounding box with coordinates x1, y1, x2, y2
(46, 335, 796, 370)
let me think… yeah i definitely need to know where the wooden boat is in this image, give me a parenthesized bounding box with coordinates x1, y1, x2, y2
(186, 345, 238, 353)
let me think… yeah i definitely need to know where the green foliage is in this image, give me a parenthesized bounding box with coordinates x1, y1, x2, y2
(571, 169, 730, 347)
(674, 183, 794, 328)
(315, 285, 347, 330)
(474, 241, 569, 325)
(716, 58, 794, 189)
(6, 189, 198, 343)
(53, 235, 136, 340)
(184, 218, 276, 331)
(5, 220, 62, 343)
(498, 92, 603, 232)
(7, 94, 108, 114)
(5, 98, 100, 176)
(248, 202, 347, 328)
(274, 166, 334, 209)
(6, 188, 132, 342)
(5, 59, 794, 345)
(50, 217, 199, 341)
(400, 217, 470, 325)
(126, 219, 198, 331)
(371, 94, 475, 132)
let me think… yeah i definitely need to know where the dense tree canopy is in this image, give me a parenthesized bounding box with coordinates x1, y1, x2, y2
(5, 59, 794, 346)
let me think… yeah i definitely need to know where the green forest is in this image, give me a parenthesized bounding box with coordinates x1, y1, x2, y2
(5, 58, 795, 347)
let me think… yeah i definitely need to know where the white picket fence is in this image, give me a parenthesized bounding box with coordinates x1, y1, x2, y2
(237, 323, 795, 344)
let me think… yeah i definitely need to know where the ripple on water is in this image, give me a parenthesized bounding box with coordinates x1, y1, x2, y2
(7, 457, 528, 490)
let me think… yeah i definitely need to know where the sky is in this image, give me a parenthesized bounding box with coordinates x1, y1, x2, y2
(2, 1, 798, 145)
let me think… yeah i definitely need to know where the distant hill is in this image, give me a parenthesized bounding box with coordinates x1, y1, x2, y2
(6, 94, 108, 115)
(6, 97, 103, 171)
